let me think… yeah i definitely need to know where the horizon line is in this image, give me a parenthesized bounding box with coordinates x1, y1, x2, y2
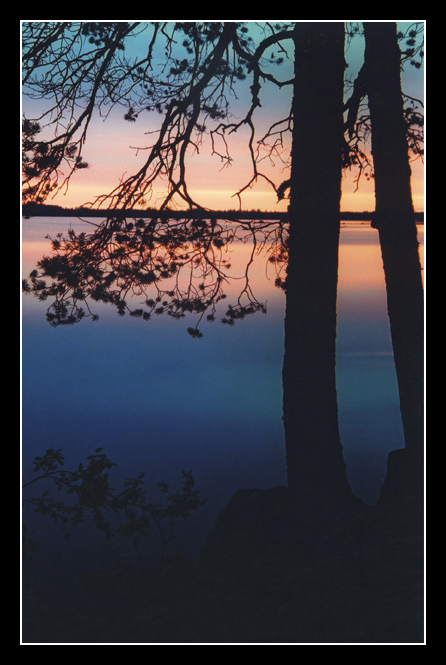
(22, 203, 424, 221)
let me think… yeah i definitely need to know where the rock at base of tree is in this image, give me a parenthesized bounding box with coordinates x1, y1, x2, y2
(201, 486, 296, 564)
(378, 449, 408, 505)
(201, 485, 367, 571)
(378, 448, 424, 510)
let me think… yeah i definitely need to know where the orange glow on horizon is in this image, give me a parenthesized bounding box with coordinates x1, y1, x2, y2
(32, 101, 425, 213)
(33, 107, 424, 214)
(44, 151, 425, 213)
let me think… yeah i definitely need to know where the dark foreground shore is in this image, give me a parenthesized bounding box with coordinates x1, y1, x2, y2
(22, 482, 424, 645)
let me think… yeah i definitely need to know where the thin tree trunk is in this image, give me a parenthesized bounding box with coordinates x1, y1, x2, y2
(283, 22, 354, 513)
(363, 22, 424, 498)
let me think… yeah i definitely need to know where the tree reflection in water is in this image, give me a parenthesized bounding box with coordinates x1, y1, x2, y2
(23, 214, 288, 337)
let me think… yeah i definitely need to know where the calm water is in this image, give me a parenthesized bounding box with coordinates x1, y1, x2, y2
(21, 217, 424, 586)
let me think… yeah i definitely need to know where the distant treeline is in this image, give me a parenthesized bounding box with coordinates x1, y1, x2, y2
(22, 203, 424, 223)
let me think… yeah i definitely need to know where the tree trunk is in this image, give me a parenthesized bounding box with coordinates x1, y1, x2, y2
(363, 22, 424, 498)
(283, 23, 354, 513)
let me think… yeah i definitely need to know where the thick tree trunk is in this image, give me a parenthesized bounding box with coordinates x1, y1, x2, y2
(363, 23, 424, 498)
(283, 23, 354, 513)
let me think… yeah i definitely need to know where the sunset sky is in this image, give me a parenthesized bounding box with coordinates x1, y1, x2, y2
(21, 21, 425, 212)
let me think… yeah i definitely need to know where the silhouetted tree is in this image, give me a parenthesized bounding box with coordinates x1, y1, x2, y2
(282, 23, 353, 511)
(22, 22, 423, 514)
(362, 23, 424, 499)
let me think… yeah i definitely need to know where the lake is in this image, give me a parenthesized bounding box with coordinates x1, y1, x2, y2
(21, 216, 424, 590)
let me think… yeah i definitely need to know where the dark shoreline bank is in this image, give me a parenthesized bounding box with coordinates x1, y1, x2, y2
(22, 204, 425, 224)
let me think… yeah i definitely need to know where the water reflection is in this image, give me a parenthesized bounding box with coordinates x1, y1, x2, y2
(22, 215, 287, 333)
(22, 217, 423, 571)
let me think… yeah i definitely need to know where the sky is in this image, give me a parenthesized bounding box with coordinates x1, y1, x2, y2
(21, 21, 425, 212)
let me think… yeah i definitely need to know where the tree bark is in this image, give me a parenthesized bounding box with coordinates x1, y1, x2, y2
(363, 22, 424, 496)
(283, 23, 354, 513)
